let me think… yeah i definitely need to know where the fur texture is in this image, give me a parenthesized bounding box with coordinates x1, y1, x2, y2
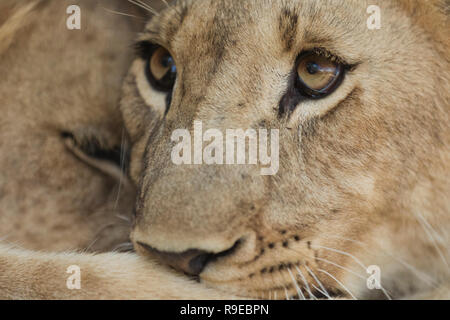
(1, 0, 449, 300)
(0, 0, 141, 252)
(125, 0, 449, 299)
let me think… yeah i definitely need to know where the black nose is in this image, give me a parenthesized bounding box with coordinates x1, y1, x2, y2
(138, 241, 239, 276)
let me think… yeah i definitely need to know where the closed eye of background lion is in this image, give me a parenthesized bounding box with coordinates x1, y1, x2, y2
(1, 0, 449, 300)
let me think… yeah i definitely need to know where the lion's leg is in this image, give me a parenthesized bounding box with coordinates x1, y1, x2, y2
(0, 244, 238, 300)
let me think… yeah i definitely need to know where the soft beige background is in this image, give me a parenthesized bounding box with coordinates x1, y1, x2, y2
(0, 0, 154, 252)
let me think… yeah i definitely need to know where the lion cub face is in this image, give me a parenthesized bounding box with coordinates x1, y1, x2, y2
(121, 0, 449, 299)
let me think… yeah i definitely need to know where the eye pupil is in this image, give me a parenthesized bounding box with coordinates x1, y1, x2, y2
(161, 55, 173, 68)
(306, 62, 319, 75)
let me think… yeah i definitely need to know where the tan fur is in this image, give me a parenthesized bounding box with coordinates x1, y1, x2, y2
(0, 0, 239, 300)
(0, 0, 141, 252)
(0, 1, 40, 55)
(0, 244, 238, 299)
(125, 0, 450, 299)
(1, 0, 449, 300)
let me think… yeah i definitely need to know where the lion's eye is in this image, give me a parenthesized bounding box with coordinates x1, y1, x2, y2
(146, 46, 177, 92)
(295, 52, 344, 98)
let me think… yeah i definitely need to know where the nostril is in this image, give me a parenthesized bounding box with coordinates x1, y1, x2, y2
(138, 242, 212, 276)
(138, 239, 242, 276)
(188, 252, 214, 276)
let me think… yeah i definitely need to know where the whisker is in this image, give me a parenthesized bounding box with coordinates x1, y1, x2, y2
(314, 256, 366, 280)
(417, 213, 446, 242)
(85, 222, 126, 252)
(312, 244, 366, 271)
(286, 246, 334, 299)
(159, 0, 182, 18)
(267, 267, 288, 300)
(1, 239, 27, 251)
(159, 0, 171, 8)
(295, 266, 317, 300)
(313, 244, 392, 300)
(416, 212, 449, 269)
(283, 247, 318, 299)
(114, 129, 127, 210)
(318, 269, 357, 300)
(128, 0, 160, 16)
(314, 255, 397, 299)
(85, 235, 101, 252)
(305, 265, 332, 299)
(311, 283, 330, 299)
(321, 234, 438, 288)
(379, 285, 392, 300)
(115, 214, 132, 223)
(287, 267, 306, 300)
(283, 286, 291, 300)
(102, 7, 145, 20)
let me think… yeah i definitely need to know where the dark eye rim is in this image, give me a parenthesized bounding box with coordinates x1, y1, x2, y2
(294, 51, 346, 99)
(135, 41, 177, 92)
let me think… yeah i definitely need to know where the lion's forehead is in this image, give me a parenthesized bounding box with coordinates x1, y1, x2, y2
(148, 0, 370, 57)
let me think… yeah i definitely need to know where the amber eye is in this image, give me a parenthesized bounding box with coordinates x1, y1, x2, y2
(146, 46, 177, 92)
(295, 51, 344, 98)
